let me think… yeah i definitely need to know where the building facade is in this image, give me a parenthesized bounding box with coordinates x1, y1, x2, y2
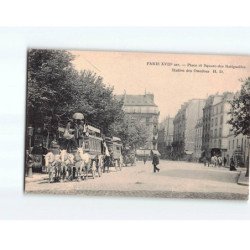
(116, 93, 160, 151)
(227, 132, 249, 167)
(158, 116, 174, 159)
(173, 99, 205, 160)
(209, 92, 234, 158)
(202, 95, 221, 158)
(194, 118, 203, 161)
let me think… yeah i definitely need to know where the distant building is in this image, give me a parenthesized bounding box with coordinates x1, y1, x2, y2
(158, 116, 174, 159)
(210, 91, 249, 167)
(116, 92, 160, 155)
(201, 91, 249, 167)
(227, 131, 249, 167)
(202, 94, 222, 158)
(194, 118, 203, 161)
(226, 91, 249, 168)
(209, 92, 234, 158)
(173, 99, 205, 160)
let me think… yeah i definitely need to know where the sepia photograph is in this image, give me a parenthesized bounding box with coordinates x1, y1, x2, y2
(24, 49, 250, 200)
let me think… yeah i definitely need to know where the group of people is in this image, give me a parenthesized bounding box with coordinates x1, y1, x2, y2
(203, 155, 226, 167)
(203, 155, 237, 171)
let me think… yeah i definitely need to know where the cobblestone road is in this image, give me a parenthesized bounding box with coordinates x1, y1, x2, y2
(25, 160, 249, 200)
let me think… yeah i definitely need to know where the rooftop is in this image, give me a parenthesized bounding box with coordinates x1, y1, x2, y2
(116, 93, 158, 107)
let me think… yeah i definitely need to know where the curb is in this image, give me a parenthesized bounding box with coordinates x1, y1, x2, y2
(237, 170, 249, 186)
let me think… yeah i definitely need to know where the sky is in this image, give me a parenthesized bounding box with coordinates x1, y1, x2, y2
(70, 50, 250, 121)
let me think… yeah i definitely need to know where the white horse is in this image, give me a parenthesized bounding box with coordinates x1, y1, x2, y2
(59, 149, 75, 180)
(60, 149, 74, 165)
(48, 154, 61, 183)
(76, 148, 94, 179)
(76, 148, 91, 165)
(44, 151, 55, 174)
(73, 148, 90, 180)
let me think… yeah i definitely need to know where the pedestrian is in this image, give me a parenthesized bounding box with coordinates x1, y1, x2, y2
(229, 157, 237, 171)
(152, 153, 160, 173)
(143, 156, 147, 165)
(207, 156, 210, 167)
(214, 156, 218, 167)
(218, 156, 222, 167)
(223, 157, 227, 167)
(203, 156, 207, 166)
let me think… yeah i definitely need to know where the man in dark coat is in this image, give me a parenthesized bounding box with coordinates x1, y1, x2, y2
(229, 157, 237, 171)
(152, 153, 160, 172)
(223, 157, 227, 167)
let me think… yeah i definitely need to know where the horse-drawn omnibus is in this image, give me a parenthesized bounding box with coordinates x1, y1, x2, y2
(105, 136, 123, 171)
(27, 112, 124, 180)
(82, 124, 104, 177)
(57, 122, 104, 178)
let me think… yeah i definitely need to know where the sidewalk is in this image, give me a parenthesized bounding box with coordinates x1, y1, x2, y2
(237, 170, 249, 186)
(25, 173, 48, 183)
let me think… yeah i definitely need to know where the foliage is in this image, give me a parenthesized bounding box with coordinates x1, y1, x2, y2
(228, 78, 250, 136)
(72, 70, 124, 134)
(109, 115, 150, 149)
(27, 49, 78, 132)
(27, 50, 124, 135)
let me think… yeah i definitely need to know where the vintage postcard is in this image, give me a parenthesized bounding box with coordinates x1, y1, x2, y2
(24, 49, 250, 200)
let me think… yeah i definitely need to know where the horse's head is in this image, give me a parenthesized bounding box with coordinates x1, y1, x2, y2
(77, 147, 84, 154)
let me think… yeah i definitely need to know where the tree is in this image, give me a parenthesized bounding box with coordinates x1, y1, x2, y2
(71, 70, 124, 134)
(109, 115, 150, 150)
(228, 78, 250, 177)
(27, 49, 78, 132)
(27, 50, 125, 137)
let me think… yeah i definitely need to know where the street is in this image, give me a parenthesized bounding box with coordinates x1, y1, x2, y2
(25, 160, 249, 200)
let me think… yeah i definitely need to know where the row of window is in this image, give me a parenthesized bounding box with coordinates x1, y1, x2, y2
(210, 137, 248, 150)
(85, 137, 101, 152)
(196, 128, 202, 136)
(212, 139, 222, 148)
(124, 106, 159, 114)
(210, 127, 222, 138)
(228, 138, 247, 150)
(212, 104, 223, 115)
(195, 144, 202, 150)
(211, 115, 223, 127)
